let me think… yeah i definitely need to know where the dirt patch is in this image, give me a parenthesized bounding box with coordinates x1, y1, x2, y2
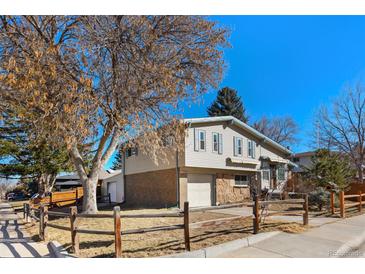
(25, 207, 307, 258)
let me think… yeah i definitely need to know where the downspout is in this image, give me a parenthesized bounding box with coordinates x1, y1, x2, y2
(176, 148, 180, 208)
(122, 151, 126, 204)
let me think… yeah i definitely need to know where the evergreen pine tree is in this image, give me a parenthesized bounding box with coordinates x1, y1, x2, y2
(112, 148, 123, 170)
(305, 149, 355, 191)
(207, 87, 248, 123)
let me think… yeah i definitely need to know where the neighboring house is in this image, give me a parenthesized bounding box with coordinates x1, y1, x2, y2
(55, 169, 124, 203)
(291, 151, 316, 173)
(110, 116, 296, 209)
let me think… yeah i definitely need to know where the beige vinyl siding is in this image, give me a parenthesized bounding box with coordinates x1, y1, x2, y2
(185, 123, 289, 172)
(123, 121, 290, 175)
(124, 147, 184, 175)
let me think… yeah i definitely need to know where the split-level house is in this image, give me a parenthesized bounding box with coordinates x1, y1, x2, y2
(102, 116, 296, 209)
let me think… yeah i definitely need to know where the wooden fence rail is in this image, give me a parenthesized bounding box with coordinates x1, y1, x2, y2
(253, 194, 309, 234)
(24, 201, 192, 258)
(337, 191, 365, 218)
(24, 197, 306, 257)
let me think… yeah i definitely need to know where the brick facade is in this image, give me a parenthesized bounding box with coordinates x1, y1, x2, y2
(215, 173, 251, 205)
(125, 169, 177, 208)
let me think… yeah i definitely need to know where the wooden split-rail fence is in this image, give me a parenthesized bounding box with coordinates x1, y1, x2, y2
(330, 190, 365, 218)
(23, 195, 309, 258)
(252, 194, 309, 234)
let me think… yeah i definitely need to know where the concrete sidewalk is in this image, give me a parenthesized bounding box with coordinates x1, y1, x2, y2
(217, 214, 365, 258)
(0, 202, 55, 258)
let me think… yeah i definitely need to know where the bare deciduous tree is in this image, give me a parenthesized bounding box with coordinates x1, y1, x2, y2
(316, 84, 365, 183)
(253, 116, 298, 147)
(0, 16, 229, 212)
(0, 179, 12, 200)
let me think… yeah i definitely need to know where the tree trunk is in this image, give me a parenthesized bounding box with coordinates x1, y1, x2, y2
(81, 176, 98, 213)
(359, 166, 364, 183)
(38, 174, 57, 194)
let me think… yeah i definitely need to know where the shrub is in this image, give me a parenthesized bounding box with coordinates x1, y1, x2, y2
(308, 187, 330, 211)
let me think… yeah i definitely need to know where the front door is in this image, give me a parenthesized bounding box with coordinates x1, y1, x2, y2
(270, 165, 277, 189)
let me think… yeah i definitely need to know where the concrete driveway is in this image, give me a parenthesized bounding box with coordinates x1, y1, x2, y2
(210, 206, 253, 217)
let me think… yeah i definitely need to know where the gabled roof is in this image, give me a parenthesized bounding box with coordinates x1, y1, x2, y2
(183, 116, 292, 155)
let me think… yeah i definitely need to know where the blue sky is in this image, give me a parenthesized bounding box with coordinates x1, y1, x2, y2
(105, 16, 365, 169)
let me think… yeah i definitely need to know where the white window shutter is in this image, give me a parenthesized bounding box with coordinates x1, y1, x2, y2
(218, 133, 223, 154)
(253, 141, 256, 158)
(247, 140, 250, 157)
(194, 128, 199, 151)
(233, 136, 237, 156)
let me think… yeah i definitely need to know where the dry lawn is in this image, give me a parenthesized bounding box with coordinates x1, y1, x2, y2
(25, 207, 307, 258)
(8, 200, 29, 208)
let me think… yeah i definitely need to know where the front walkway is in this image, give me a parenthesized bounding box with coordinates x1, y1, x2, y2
(0, 202, 53, 258)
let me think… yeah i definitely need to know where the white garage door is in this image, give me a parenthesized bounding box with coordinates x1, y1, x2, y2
(187, 174, 212, 207)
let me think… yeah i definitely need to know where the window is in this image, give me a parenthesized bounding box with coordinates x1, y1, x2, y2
(212, 133, 223, 154)
(235, 175, 249, 186)
(293, 157, 300, 163)
(199, 130, 206, 151)
(233, 137, 243, 156)
(278, 167, 285, 180)
(194, 129, 206, 151)
(248, 140, 256, 158)
(212, 133, 218, 152)
(126, 147, 138, 158)
(262, 170, 269, 180)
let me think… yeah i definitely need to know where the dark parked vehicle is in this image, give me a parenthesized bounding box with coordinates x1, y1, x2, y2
(7, 192, 27, 201)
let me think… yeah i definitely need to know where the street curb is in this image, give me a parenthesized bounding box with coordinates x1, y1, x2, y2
(334, 230, 365, 258)
(47, 241, 74, 258)
(161, 231, 281, 258)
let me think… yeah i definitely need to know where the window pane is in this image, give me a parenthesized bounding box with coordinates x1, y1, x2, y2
(278, 168, 285, 180)
(199, 131, 205, 150)
(213, 133, 218, 152)
(237, 138, 242, 155)
(235, 175, 248, 186)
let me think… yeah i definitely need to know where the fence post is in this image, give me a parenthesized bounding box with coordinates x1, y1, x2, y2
(25, 203, 29, 223)
(69, 206, 79, 255)
(30, 206, 35, 225)
(39, 205, 45, 240)
(183, 201, 191, 251)
(253, 195, 260, 234)
(114, 206, 122, 258)
(340, 191, 345, 218)
(359, 191, 362, 213)
(23, 203, 27, 220)
(43, 205, 48, 240)
(330, 191, 335, 215)
(303, 194, 309, 226)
